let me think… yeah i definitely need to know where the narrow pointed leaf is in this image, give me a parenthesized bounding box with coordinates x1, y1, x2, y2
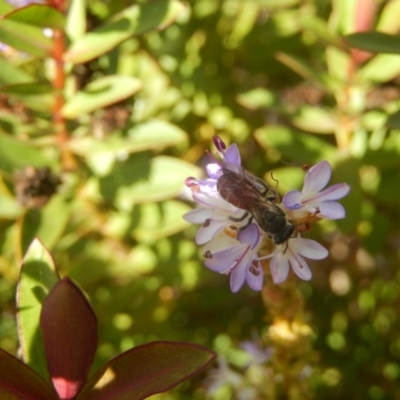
(16, 238, 59, 382)
(66, 0, 86, 41)
(345, 31, 400, 54)
(0, 347, 57, 400)
(0, 19, 52, 56)
(99, 155, 201, 204)
(2, 4, 66, 30)
(67, 120, 187, 157)
(77, 341, 216, 400)
(40, 278, 97, 400)
(64, 0, 185, 64)
(0, 82, 54, 95)
(61, 76, 142, 119)
(0, 57, 33, 85)
(0, 132, 56, 174)
(386, 110, 400, 129)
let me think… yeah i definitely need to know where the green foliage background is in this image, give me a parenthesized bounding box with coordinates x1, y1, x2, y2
(1, 0, 400, 398)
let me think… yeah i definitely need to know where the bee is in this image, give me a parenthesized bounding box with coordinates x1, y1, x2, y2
(217, 167, 294, 245)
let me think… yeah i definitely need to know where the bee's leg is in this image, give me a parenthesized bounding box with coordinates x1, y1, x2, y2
(283, 241, 289, 253)
(229, 211, 254, 231)
(229, 210, 249, 222)
(239, 215, 254, 231)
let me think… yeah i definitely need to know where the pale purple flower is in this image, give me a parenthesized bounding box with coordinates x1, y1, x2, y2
(183, 190, 244, 244)
(283, 161, 350, 219)
(263, 235, 329, 284)
(241, 333, 271, 366)
(203, 224, 263, 292)
(183, 137, 349, 292)
(183, 141, 244, 245)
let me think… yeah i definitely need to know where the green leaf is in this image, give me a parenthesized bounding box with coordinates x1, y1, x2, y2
(300, 15, 347, 51)
(61, 75, 142, 118)
(130, 200, 193, 242)
(0, 347, 57, 400)
(345, 31, 400, 54)
(0, 132, 55, 173)
(275, 52, 328, 89)
(66, 0, 86, 41)
(377, 0, 400, 34)
(77, 341, 216, 400)
(0, 0, 13, 14)
(358, 54, 400, 82)
(16, 238, 59, 382)
(0, 57, 33, 85)
(0, 82, 55, 111)
(254, 125, 336, 163)
(99, 154, 200, 206)
(291, 106, 338, 134)
(0, 19, 52, 56)
(386, 110, 400, 129)
(0, 194, 21, 219)
(236, 88, 277, 110)
(2, 4, 66, 30)
(64, 0, 185, 64)
(68, 120, 187, 162)
(21, 195, 72, 253)
(0, 82, 54, 95)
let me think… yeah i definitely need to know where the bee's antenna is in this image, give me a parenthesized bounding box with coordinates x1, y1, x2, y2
(270, 172, 279, 190)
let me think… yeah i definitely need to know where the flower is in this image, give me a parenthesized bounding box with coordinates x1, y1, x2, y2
(283, 161, 350, 220)
(183, 189, 242, 244)
(183, 140, 245, 245)
(264, 235, 329, 284)
(203, 224, 263, 292)
(183, 137, 350, 291)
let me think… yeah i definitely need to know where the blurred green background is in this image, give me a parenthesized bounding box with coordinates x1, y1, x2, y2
(1, 0, 400, 398)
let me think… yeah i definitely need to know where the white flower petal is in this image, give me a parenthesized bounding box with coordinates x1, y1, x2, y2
(270, 252, 289, 284)
(203, 235, 238, 254)
(238, 223, 260, 249)
(319, 201, 346, 219)
(294, 238, 328, 260)
(302, 161, 331, 195)
(282, 190, 303, 209)
(193, 192, 237, 213)
(207, 163, 221, 179)
(196, 220, 226, 244)
(304, 183, 350, 203)
(183, 208, 214, 224)
(230, 249, 254, 292)
(289, 254, 312, 280)
(230, 262, 247, 293)
(205, 243, 248, 272)
(246, 260, 263, 291)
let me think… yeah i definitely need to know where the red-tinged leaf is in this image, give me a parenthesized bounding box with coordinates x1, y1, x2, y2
(77, 341, 216, 400)
(40, 278, 97, 400)
(17, 238, 59, 382)
(1, 4, 66, 30)
(0, 347, 57, 400)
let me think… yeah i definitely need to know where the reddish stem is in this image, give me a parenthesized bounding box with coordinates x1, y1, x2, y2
(50, 0, 76, 169)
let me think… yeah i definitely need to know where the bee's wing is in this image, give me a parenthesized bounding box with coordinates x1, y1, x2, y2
(218, 169, 265, 210)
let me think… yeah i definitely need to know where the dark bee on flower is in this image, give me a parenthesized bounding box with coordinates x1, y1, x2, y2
(217, 167, 294, 245)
